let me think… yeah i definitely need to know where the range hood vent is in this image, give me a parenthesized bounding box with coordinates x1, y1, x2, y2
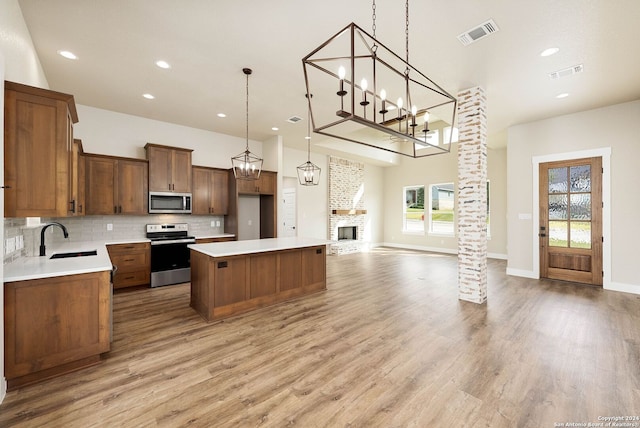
(287, 115, 303, 123)
(457, 19, 500, 46)
(549, 64, 584, 80)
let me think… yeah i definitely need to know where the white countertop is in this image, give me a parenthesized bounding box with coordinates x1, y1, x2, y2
(4, 241, 113, 283)
(189, 237, 333, 258)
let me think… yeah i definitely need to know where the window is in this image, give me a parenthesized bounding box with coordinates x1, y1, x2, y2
(429, 183, 455, 235)
(417, 129, 439, 150)
(403, 185, 425, 233)
(443, 126, 459, 144)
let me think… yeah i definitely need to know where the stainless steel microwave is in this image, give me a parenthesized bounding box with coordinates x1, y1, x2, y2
(149, 192, 192, 214)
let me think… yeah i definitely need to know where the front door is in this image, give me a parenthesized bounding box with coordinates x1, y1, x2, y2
(539, 157, 602, 285)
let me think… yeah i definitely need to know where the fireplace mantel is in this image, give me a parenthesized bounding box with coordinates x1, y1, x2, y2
(331, 209, 367, 215)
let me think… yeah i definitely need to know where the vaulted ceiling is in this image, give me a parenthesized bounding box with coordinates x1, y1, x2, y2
(18, 0, 640, 164)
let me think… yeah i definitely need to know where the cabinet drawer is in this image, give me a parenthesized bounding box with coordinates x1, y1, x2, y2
(107, 242, 149, 253)
(110, 252, 148, 272)
(113, 270, 149, 289)
(196, 237, 235, 244)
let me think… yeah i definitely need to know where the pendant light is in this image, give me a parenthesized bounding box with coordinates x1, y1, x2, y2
(231, 68, 263, 180)
(297, 94, 322, 186)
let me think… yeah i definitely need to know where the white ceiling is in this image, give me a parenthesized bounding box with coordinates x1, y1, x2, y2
(17, 0, 640, 165)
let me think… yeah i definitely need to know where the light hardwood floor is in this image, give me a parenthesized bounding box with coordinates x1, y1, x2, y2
(1, 247, 639, 427)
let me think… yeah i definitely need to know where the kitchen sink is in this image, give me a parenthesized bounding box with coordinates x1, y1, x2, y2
(50, 250, 98, 259)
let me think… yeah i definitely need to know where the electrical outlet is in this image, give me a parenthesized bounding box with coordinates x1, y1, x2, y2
(216, 221, 221, 227)
(210, 220, 216, 227)
(16, 235, 24, 250)
(5, 237, 16, 254)
(248, 220, 252, 226)
(107, 223, 113, 231)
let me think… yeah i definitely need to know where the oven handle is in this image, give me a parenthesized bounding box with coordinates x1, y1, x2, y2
(151, 239, 196, 246)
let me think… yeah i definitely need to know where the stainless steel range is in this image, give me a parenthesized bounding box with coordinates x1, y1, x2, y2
(146, 223, 196, 287)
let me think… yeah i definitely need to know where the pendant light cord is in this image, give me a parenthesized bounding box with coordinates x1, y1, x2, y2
(245, 71, 250, 151)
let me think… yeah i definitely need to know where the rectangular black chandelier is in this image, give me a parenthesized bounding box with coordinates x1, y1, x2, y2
(302, 22, 457, 158)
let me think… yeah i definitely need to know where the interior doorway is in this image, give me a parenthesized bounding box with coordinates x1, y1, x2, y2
(539, 157, 602, 285)
(282, 186, 296, 237)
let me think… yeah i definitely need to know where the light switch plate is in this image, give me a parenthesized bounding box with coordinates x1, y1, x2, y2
(210, 221, 216, 227)
(5, 237, 16, 254)
(216, 221, 221, 227)
(16, 235, 24, 250)
(107, 223, 113, 231)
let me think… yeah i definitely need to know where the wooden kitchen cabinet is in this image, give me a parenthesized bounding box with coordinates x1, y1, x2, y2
(4, 270, 111, 390)
(85, 154, 148, 215)
(225, 169, 277, 239)
(145, 143, 193, 193)
(192, 166, 229, 215)
(72, 139, 86, 215)
(4, 81, 79, 218)
(107, 242, 151, 289)
(235, 170, 276, 195)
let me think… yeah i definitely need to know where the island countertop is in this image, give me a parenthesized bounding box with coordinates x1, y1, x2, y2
(188, 237, 332, 258)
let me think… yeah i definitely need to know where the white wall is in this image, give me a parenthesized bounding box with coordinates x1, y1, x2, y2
(507, 99, 640, 293)
(0, 0, 52, 403)
(382, 144, 508, 258)
(282, 147, 329, 240)
(75, 105, 260, 166)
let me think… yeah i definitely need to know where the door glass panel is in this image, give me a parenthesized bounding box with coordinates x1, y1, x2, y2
(570, 222, 591, 249)
(570, 194, 591, 220)
(549, 195, 568, 220)
(549, 220, 568, 247)
(548, 167, 568, 193)
(570, 165, 591, 192)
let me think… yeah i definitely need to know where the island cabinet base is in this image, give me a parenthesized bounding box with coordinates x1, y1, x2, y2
(190, 246, 326, 322)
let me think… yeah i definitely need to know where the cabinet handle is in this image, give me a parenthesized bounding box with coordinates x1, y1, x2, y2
(78, 204, 83, 213)
(124, 276, 134, 280)
(119, 206, 122, 213)
(124, 258, 135, 262)
(114, 206, 118, 214)
(69, 200, 76, 213)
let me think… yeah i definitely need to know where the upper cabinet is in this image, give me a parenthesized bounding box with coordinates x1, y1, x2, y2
(4, 81, 79, 218)
(145, 144, 193, 193)
(85, 154, 148, 215)
(192, 166, 229, 215)
(236, 170, 276, 195)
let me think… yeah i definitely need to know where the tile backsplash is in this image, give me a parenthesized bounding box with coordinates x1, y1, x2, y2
(4, 215, 225, 261)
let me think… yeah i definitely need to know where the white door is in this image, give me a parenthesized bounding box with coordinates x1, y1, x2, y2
(282, 188, 296, 237)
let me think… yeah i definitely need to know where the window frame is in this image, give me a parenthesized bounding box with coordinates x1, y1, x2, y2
(402, 184, 425, 234)
(428, 182, 455, 236)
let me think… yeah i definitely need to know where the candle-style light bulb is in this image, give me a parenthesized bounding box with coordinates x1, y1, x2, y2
(360, 78, 369, 107)
(410, 105, 418, 130)
(337, 66, 347, 97)
(379, 89, 388, 115)
(397, 97, 403, 119)
(423, 111, 430, 133)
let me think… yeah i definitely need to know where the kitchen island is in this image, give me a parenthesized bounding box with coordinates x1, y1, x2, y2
(189, 237, 330, 321)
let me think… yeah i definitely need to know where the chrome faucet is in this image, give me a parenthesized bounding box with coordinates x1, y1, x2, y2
(39, 222, 69, 256)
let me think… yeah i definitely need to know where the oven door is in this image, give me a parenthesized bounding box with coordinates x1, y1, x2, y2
(150, 241, 193, 287)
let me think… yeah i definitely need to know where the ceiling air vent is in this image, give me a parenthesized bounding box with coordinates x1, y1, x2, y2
(549, 64, 584, 80)
(287, 116, 303, 123)
(457, 19, 500, 46)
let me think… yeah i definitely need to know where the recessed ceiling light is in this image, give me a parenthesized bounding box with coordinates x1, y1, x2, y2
(540, 47, 560, 57)
(58, 50, 77, 60)
(272, 127, 279, 131)
(217, 113, 226, 118)
(143, 93, 155, 99)
(305, 136, 311, 140)
(556, 93, 569, 99)
(155, 60, 170, 69)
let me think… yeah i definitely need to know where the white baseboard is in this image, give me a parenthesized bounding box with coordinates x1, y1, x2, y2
(605, 281, 640, 296)
(0, 377, 6, 405)
(506, 267, 538, 279)
(488, 252, 508, 260)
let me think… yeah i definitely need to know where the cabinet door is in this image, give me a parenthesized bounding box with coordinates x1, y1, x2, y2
(172, 150, 192, 193)
(147, 145, 172, 192)
(250, 253, 277, 298)
(211, 169, 229, 214)
(117, 159, 148, 215)
(85, 156, 117, 215)
(259, 172, 276, 195)
(236, 178, 259, 194)
(4, 271, 111, 380)
(192, 167, 211, 215)
(301, 246, 326, 288)
(76, 147, 86, 215)
(214, 256, 248, 307)
(4, 90, 71, 217)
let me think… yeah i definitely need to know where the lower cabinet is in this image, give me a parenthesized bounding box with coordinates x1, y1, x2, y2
(190, 245, 326, 322)
(107, 242, 151, 289)
(4, 270, 111, 390)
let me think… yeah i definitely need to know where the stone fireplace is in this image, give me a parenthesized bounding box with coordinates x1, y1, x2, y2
(329, 156, 366, 255)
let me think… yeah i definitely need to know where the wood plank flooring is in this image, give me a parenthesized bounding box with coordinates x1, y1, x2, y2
(1, 247, 639, 427)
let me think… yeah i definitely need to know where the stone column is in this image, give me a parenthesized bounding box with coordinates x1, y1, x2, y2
(457, 87, 487, 304)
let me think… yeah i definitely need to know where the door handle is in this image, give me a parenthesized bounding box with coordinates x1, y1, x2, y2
(539, 233, 547, 237)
